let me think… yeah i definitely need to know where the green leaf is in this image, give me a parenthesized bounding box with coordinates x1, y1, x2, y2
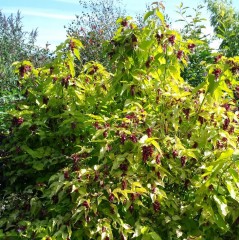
(217, 149, 233, 161)
(214, 213, 229, 231)
(72, 38, 83, 49)
(32, 162, 44, 171)
(0, 218, 7, 228)
(21, 145, 43, 158)
(226, 180, 237, 201)
(207, 74, 220, 96)
(73, 48, 80, 60)
(142, 232, 162, 240)
(147, 139, 162, 154)
(144, 10, 154, 22)
(232, 150, 239, 162)
(30, 197, 41, 217)
(228, 169, 239, 184)
(140, 40, 154, 50)
(0, 229, 5, 238)
(213, 195, 228, 218)
(67, 52, 75, 77)
(155, 10, 165, 24)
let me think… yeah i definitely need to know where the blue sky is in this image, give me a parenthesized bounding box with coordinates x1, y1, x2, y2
(1, 0, 238, 50)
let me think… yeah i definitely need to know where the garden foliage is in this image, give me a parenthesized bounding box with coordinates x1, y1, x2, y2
(0, 10, 50, 133)
(1, 4, 239, 239)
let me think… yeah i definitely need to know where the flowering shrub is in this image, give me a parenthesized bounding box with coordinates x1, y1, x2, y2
(1, 6, 239, 239)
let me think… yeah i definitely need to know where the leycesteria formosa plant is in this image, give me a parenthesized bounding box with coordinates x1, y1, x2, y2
(1, 3, 239, 240)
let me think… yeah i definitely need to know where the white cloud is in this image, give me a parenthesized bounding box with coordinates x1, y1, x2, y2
(3, 7, 75, 20)
(36, 29, 67, 50)
(53, 0, 79, 4)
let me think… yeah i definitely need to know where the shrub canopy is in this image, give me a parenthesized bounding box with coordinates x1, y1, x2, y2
(1, 5, 239, 240)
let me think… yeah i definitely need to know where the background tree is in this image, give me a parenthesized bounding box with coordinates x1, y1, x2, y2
(206, 0, 239, 57)
(175, 3, 214, 86)
(172, 0, 239, 87)
(0, 10, 50, 134)
(66, 0, 126, 68)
